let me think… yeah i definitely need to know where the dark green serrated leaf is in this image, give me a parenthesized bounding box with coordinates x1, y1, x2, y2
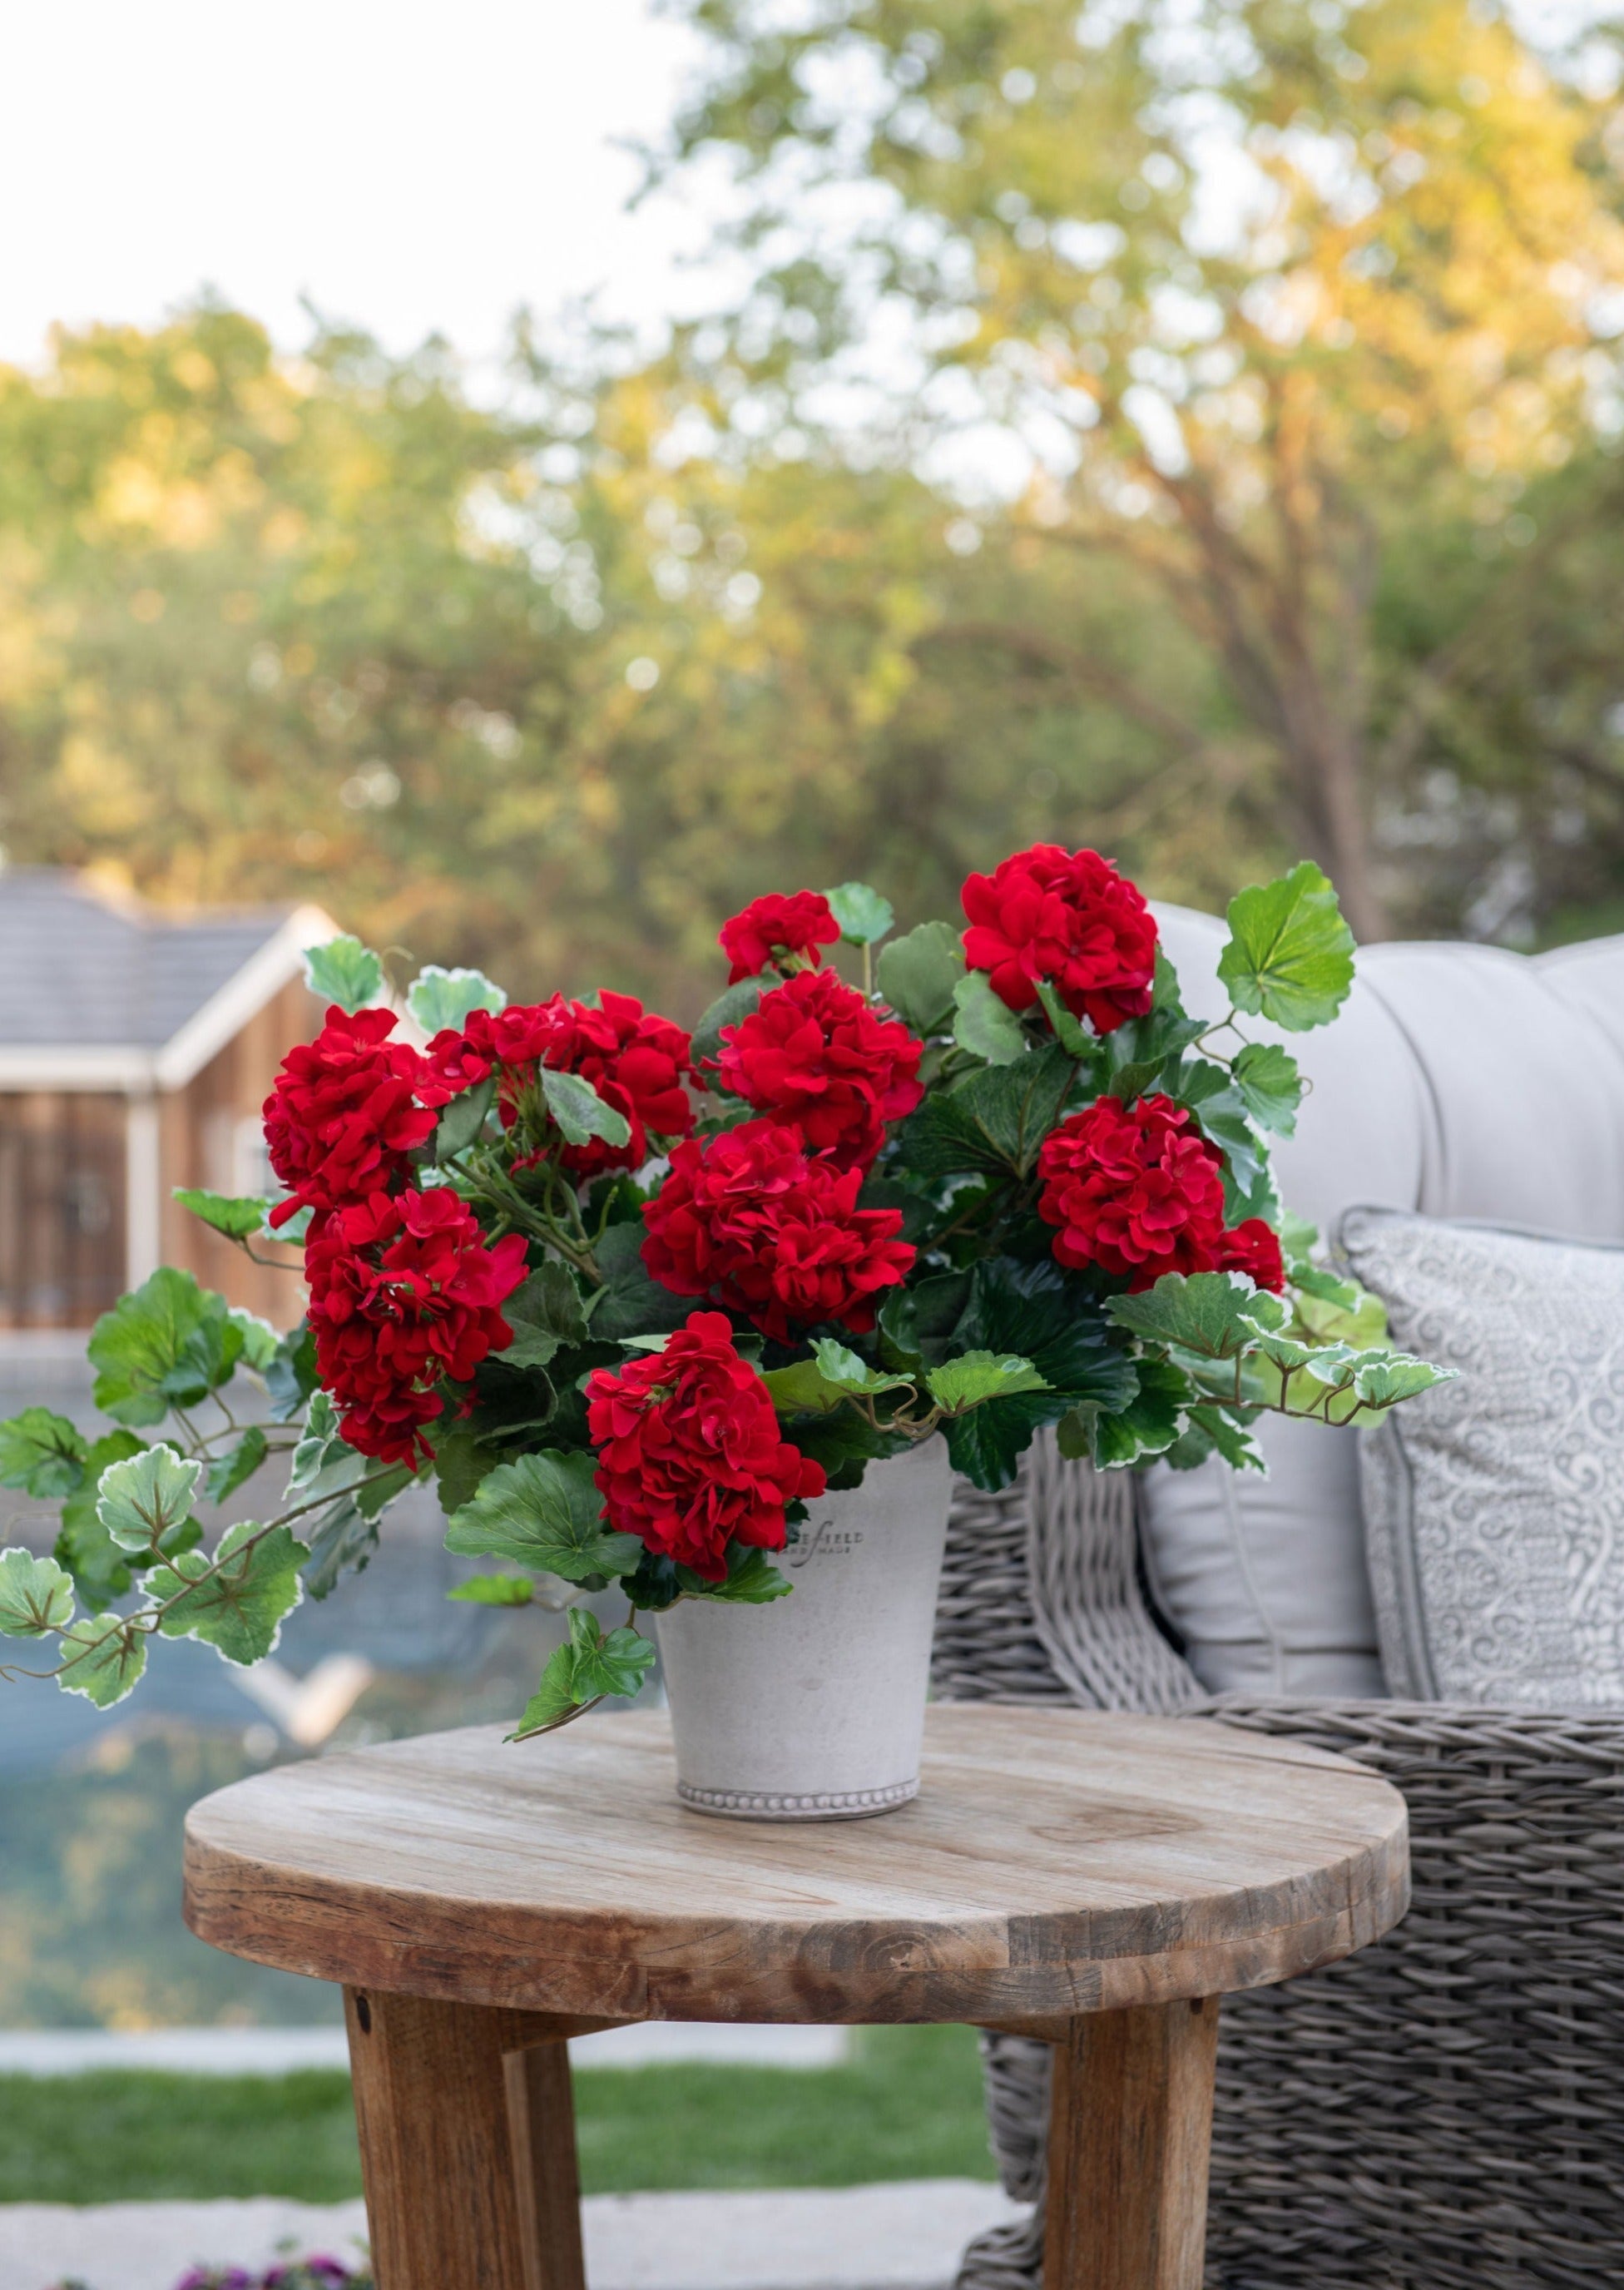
(895, 1043, 1076, 1180)
(0, 1408, 87, 1499)
(590, 1220, 695, 1341)
(1033, 980, 1097, 1060)
(696, 1544, 794, 1603)
(876, 921, 963, 1034)
(444, 1450, 641, 1581)
(173, 1187, 268, 1241)
(300, 1498, 379, 1600)
(1217, 863, 1356, 1033)
(498, 1262, 587, 1371)
(943, 1392, 1069, 1491)
(878, 1272, 972, 1371)
(509, 1608, 656, 1738)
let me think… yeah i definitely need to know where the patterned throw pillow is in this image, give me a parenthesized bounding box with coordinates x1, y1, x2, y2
(1342, 1206, 1624, 1705)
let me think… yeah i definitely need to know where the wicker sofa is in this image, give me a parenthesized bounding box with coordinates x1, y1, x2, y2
(933, 912, 1624, 2290)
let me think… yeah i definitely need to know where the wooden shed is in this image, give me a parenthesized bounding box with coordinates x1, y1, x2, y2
(0, 870, 335, 1330)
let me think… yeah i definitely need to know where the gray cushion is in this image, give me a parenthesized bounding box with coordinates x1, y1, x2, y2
(1138, 905, 1624, 1698)
(1343, 1205, 1624, 1706)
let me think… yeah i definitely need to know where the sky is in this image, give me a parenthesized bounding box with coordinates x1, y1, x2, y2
(0, 0, 720, 369)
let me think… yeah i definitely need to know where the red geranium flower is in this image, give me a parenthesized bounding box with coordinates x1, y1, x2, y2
(720, 891, 841, 984)
(1218, 1217, 1286, 1292)
(641, 1120, 914, 1342)
(715, 970, 923, 1171)
(1037, 1094, 1228, 1290)
(263, 1008, 438, 1227)
(1036, 1093, 1286, 1294)
(585, 1310, 826, 1579)
(305, 1187, 529, 1466)
(962, 844, 1157, 1034)
(426, 989, 693, 1178)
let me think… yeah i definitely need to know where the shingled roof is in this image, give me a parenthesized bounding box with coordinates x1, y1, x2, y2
(0, 870, 338, 1088)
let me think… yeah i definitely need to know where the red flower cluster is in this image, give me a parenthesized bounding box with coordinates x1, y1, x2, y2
(963, 844, 1158, 1035)
(426, 989, 692, 1178)
(720, 891, 840, 984)
(716, 969, 923, 1171)
(1037, 1094, 1285, 1293)
(642, 1120, 914, 1342)
(585, 1311, 827, 1579)
(306, 1187, 529, 1465)
(263, 1009, 438, 1227)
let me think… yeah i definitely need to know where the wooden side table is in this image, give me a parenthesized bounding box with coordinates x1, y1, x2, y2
(184, 1704, 1407, 2290)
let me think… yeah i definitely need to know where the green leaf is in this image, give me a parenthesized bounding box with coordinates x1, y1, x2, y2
(151, 1521, 307, 1664)
(264, 1325, 318, 1423)
(1107, 1271, 1285, 1361)
(1230, 1043, 1304, 1137)
(95, 1443, 204, 1555)
(444, 1450, 642, 1582)
(1349, 1352, 1458, 1408)
(927, 1351, 1050, 1412)
(691, 978, 762, 1074)
(173, 1187, 268, 1242)
(0, 1408, 87, 1499)
(430, 1424, 502, 1517)
(943, 1392, 1068, 1491)
(953, 972, 1029, 1066)
(300, 1498, 379, 1600)
(57, 1613, 146, 1707)
(304, 935, 382, 1014)
(762, 1341, 915, 1415)
(590, 1220, 694, 1341)
(208, 1426, 269, 1505)
(433, 1073, 497, 1162)
(229, 1310, 280, 1373)
(823, 880, 894, 945)
(952, 1259, 1136, 1411)
(1033, 980, 1097, 1060)
(498, 1263, 588, 1371)
(878, 1271, 972, 1372)
(0, 1547, 76, 1637)
(696, 1544, 793, 1603)
(509, 1608, 656, 1737)
(1216, 863, 1356, 1033)
(89, 1269, 237, 1425)
(1164, 1060, 1271, 1224)
(55, 1431, 145, 1603)
(896, 1042, 1076, 1179)
(541, 1067, 632, 1150)
(408, 964, 507, 1033)
(1291, 1274, 1389, 1349)
(876, 921, 963, 1034)
(288, 1392, 373, 1504)
(448, 1572, 537, 1606)
(1078, 1356, 1193, 1469)
(1162, 1401, 1268, 1473)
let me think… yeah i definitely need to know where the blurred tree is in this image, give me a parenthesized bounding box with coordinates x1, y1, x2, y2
(0, 305, 1230, 1013)
(656, 0, 1624, 937)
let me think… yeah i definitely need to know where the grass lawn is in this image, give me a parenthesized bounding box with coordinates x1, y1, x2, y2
(0, 2029, 996, 2204)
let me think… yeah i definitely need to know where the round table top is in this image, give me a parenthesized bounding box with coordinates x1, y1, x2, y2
(184, 1705, 1408, 2025)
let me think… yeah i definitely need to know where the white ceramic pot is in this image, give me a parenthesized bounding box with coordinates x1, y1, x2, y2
(655, 1436, 952, 1822)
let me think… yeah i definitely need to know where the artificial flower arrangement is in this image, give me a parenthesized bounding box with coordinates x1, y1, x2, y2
(0, 847, 1448, 1737)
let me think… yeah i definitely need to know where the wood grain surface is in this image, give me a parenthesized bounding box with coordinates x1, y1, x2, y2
(185, 1707, 1408, 2024)
(1043, 1997, 1220, 2290)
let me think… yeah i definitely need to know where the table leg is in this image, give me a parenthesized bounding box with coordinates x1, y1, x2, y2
(1042, 1995, 1220, 2290)
(344, 1987, 587, 2290)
